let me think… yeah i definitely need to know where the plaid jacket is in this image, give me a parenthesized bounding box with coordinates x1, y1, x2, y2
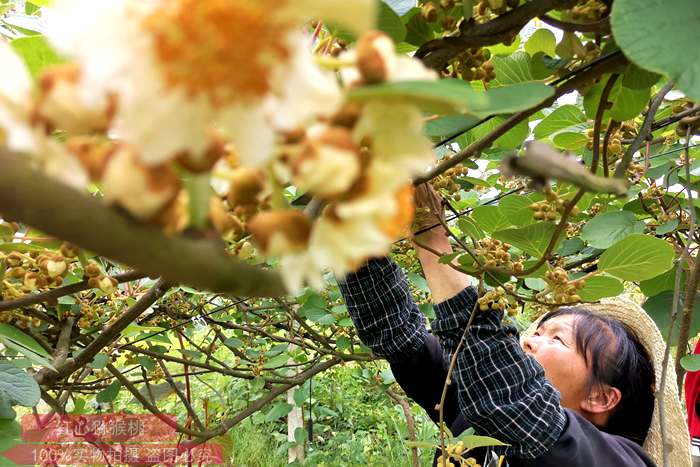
(339, 257, 655, 466)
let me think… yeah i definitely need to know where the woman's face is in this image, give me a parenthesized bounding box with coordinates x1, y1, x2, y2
(521, 314, 591, 411)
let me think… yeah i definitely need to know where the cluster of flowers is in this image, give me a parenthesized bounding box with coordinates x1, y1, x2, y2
(0, 0, 438, 292)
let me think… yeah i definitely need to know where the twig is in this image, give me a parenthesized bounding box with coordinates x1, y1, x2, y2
(154, 356, 206, 431)
(0, 270, 145, 312)
(386, 387, 420, 467)
(601, 120, 621, 178)
(614, 81, 674, 178)
(591, 74, 619, 174)
(35, 279, 169, 386)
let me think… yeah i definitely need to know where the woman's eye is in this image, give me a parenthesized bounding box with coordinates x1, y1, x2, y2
(553, 336, 564, 343)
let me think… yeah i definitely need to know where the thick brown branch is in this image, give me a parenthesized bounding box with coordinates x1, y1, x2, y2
(415, 0, 577, 70)
(0, 151, 286, 298)
(0, 270, 145, 312)
(539, 14, 610, 33)
(35, 279, 169, 386)
(413, 52, 628, 185)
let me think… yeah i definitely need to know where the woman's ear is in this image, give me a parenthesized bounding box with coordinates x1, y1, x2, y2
(581, 385, 622, 414)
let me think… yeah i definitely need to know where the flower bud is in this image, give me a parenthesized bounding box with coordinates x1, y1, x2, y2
(35, 63, 116, 135)
(292, 127, 361, 198)
(248, 210, 311, 256)
(209, 197, 245, 237)
(226, 167, 266, 208)
(101, 146, 181, 220)
(98, 275, 118, 295)
(356, 31, 397, 84)
(46, 259, 67, 278)
(60, 242, 80, 259)
(66, 136, 117, 181)
(85, 261, 101, 278)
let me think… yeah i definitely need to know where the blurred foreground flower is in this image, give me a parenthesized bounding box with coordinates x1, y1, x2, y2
(44, 0, 375, 167)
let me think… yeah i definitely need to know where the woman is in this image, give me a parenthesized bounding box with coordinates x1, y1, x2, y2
(338, 185, 690, 466)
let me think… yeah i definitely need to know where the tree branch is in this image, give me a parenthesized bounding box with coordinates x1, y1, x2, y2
(415, 0, 578, 70)
(539, 14, 610, 33)
(413, 52, 628, 185)
(0, 270, 145, 312)
(35, 278, 169, 386)
(614, 81, 674, 178)
(0, 151, 286, 298)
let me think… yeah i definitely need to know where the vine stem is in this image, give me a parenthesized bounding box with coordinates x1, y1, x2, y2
(614, 81, 675, 178)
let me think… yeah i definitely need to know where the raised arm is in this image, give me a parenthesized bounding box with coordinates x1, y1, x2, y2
(338, 257, 428, 363)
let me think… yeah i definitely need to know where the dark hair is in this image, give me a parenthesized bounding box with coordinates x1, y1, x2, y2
(539, 307, 655, 444)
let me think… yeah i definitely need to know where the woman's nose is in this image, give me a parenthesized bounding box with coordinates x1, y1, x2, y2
(523, 336, 539, 354)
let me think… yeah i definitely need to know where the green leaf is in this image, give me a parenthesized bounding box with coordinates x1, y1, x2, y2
(305, 308, 335, 325)
(611, 0, 700, 100)
(598, 234, 675, 281)
(0, 337, 55, 370)
(580, 211, 645, 249)
(493, 222, 558, 258)
(224, 337, 244, 349)
(96, 380, 121, 403)
(469, 115, 530, 149)
(471, 206, 510, 233)
(336, 336, 351, 351)
(91, 354, 109, 370)
(533, 105, 587, 140)
(524, 29, 557, 57)
(265, 402, 293, 422)
(0, 419, 21, 452)
(10, 35, 62, 80)
(0, 364, 40, 407)
(552, 131, 588, 150)
(458, 434, 510, 450)
(377, 1, 406, 42)
(0, 393, 17, 420)
(407, 272, 429, 293)
(681, 354, 700, 372)
(583, 78, 650, 122)
(347, 79, 552, 117)
(498, 195, 533, 227)
(622, 64, 661, 90)
(557, 237, 585, 256)
(656, 219, 679, 235)
(490, 51, 541, 86)
(457, 217, 485, 240)
(136, 356, 156, 371)
(0, 324, 49, 357)
(644, 291, 700, 345)
(424, 114, 480, 139)
(639, 267, 680, 297)
(577, 276, 624, 301)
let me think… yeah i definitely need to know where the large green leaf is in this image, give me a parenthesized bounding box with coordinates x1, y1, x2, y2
(469, 115, 530, 149)
(0, 324, 49, 357)
(425, 114, 480, 138)
(0, 364, 40, 407)
(10, 35, 62, 80)
(580, 211, 645, 249)
(639, 267, 681, 297)
(498, 195, 534, 227)
(96, 380, 122, 403)
(598, 234, 675, 281)
(347, 80, 553, 117)
(681, 354, 700, 372)
(471, 206, 510, 234)
(490, 51, 548, 86)
(265, 402, 294, 422)
(534, 105, 587, 140)
(577, 276, 624, 301)
(377, 1, 406, 43)
(524, 29, 556, 57)
(611, 0, 700, 100)
(584, 78, 651, 122)
(644, 291, 700, 345)
(493, 222, 558, 258)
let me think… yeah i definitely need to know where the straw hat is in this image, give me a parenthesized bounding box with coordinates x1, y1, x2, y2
(521, 297, 692, 467)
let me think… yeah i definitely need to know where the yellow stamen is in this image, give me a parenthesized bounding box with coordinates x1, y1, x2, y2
(144, 0, 293, 106)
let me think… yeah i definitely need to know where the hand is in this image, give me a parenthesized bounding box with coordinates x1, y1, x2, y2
(412, 182, 446, 237)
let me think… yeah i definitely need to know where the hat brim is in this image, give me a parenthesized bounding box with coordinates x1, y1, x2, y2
(520, 297, 691, 467)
